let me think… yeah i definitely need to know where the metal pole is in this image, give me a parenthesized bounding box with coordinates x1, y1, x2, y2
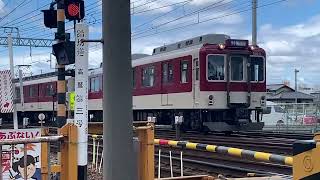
(295, 69, 299, 124)
(8, 34, 18, 129)
(103, 0, 136, 179)
(18, 69, 25, 128)
(252, 0, 257, 46)
(169, 151, 173, 177)
(158, 149, 161, 179)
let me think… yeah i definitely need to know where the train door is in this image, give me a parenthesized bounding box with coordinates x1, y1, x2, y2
(228, 56, 248, 104)
(193, 58, 200, 107)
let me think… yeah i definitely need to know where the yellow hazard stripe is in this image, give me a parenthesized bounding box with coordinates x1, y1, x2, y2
(186, 143, 198, 150)
(206, 145, 217, 152)
(254, 152, 271, 161)
(285, 157, 293, 166)
(228, 148, 243, 157)
(168, 140, 178, 147)
(154, 139, 160, 144)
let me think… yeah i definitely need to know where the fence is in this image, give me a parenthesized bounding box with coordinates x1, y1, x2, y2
(262, 102, 320, 132)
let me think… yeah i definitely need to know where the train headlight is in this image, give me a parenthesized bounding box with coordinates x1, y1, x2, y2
(208, 95, 214, 105)
(218, 44, 225, 50)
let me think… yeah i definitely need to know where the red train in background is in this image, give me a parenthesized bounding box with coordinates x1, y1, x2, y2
(3, 34, 266, 132)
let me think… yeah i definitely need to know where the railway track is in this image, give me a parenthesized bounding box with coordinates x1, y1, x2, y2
(29, 125, 307, 178)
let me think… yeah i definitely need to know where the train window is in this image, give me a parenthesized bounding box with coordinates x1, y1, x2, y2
(230, 56, 244, 81)
(162, 63, 168, 83)
(29, 86, 38, 97)
(168, 63, 173, 82)
(45, 83, 54, 96)
(207, 55, 225, 80)
(250, 57, 264, 81)
(142, 66, 155, 87)
(162, 63, 173, 84)
(90, 77, 101, 92)
(181, 61, 188, 83)
(15, 87, 20, 99)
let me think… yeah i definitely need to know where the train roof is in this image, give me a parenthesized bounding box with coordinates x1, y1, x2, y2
(152, 34, 230, 55)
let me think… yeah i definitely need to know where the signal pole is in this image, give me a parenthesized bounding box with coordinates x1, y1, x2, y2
(56, 0, 66, 128)
(55, 1, 66, 179)
(252, 0, 257, 46)
(103, 0, 136, 179)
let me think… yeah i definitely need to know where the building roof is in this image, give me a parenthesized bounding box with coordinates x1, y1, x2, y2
(268, 91, 315, 100)
(267, 84, 294, 91)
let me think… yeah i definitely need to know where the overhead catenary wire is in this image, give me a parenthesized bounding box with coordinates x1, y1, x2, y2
(132, 0, 289, 39)
(132, 0, 235, 35)
(0, 0, 31, 24)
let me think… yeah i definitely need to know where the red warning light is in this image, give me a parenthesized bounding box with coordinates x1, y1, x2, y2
(65, 0, 85, 21)
(68, 3, 80, 17)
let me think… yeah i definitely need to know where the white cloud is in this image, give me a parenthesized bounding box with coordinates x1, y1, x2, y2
(257, 16, 320, 87)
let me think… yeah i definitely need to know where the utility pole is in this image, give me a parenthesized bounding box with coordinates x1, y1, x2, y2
(295, 69, 299, 92)
(17, 65, 31, 128)
(8, 33, 18, 129)
(252, 0, 257, 46)
(103, 0, 136, 179)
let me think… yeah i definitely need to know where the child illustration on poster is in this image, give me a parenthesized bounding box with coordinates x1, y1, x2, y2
(10, 155, 41, 180)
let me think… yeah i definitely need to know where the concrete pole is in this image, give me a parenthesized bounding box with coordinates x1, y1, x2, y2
(18, 69, 25, 128)
(8, 34, 18, 129)
(103, 0, 136, 180)
(295, 69, 299, 92)
(252, 0, 257, 46)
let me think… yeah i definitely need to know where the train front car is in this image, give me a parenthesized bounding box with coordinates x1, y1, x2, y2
(132, 34, 266, 133)
(199, 38, 266, 132)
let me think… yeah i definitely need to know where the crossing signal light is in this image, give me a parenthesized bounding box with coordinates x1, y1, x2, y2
(65, 0, 85, 21)
(52, 41, 75, 65)
(42, 9, 57, 28)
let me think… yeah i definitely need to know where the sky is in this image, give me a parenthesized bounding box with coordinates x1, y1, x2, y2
(0, 0, 319, 89)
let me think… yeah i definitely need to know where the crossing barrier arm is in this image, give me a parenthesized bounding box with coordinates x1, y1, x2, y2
(154, 139, 293, 166)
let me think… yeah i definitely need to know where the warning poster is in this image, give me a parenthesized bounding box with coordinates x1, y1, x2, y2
(0, 129, 42, 180)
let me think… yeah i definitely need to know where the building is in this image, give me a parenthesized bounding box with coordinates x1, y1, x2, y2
(267, 84, 315, 103)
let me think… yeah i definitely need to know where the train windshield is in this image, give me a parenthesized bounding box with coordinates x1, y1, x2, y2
(230, 56, 244, 81)
(207, 55, 225, 80)
(250, 56, 264, 81)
